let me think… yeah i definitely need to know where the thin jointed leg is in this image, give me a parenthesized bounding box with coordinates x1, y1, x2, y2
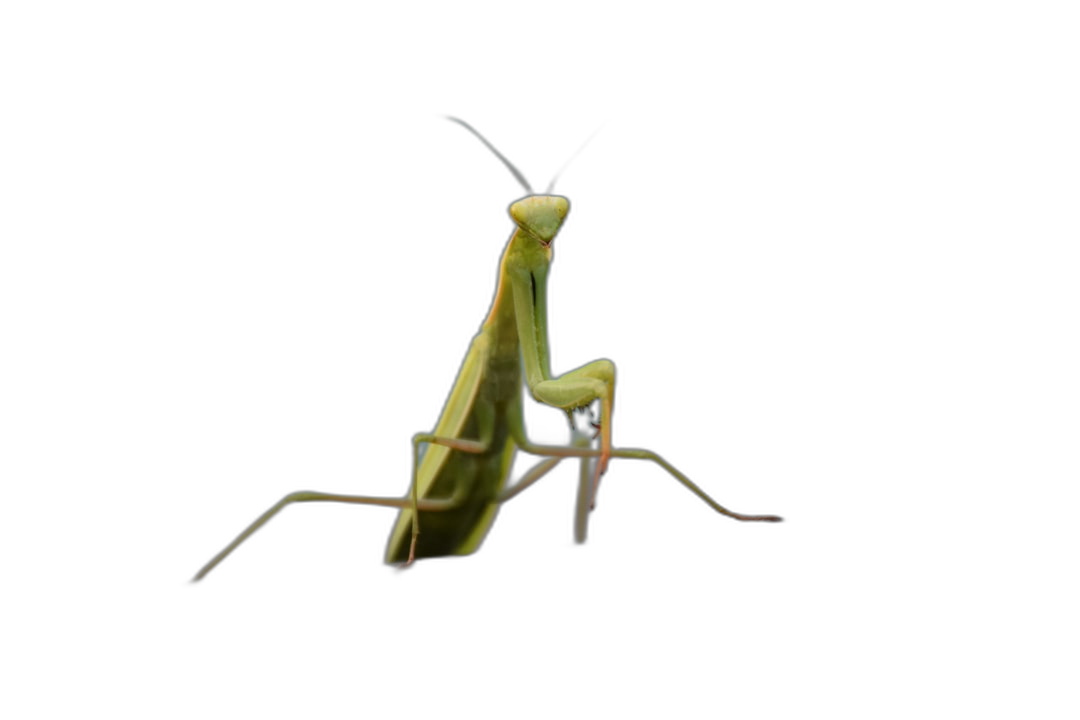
(194, 433, 492, 581)
(191, 490, 460, 582)
(496, 456, 564, 503)
(609, 448, 782, 522)
(511, 439, 783, 524)
(493, 435, 592, 543)
(570, 430, 595, 544)
(405, 432, 490, 565)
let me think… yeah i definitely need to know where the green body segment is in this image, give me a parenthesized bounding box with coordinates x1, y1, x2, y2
(384, 198, 563, 562)
(386, 255, 524, 565)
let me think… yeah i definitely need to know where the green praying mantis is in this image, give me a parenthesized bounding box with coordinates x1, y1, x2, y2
(192, 118, 782, 581)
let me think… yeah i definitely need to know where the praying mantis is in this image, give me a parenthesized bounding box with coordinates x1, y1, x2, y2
(192, 118, 782, 581)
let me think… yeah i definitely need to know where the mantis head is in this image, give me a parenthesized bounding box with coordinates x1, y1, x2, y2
(438, 113, 574, 255)
(510, 195, 570, 246)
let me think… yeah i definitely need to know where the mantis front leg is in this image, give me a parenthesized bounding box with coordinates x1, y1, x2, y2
(529, 358, 615, 505)
(509, 259, 616, 505)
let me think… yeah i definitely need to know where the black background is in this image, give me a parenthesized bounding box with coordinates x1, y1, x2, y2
(97, 67, 889, 669)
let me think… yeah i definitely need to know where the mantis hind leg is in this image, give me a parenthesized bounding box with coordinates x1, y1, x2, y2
(192, 432, 490, 581)
(510, 438, 783, 524)
(572, 431, 595, 543)
(493, 431, 594, 544)
(608, 447, 783, 522)
(191, 489, 462, 582)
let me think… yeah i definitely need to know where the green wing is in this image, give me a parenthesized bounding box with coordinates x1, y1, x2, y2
(384, 332, 490, 560)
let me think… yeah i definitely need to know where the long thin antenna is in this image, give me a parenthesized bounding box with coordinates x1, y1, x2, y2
(446, 116, 533, 194)
(545, 124, 603, 193)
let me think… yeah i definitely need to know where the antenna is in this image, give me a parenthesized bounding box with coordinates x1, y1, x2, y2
(545, 124, 603, 193)
(446, 116, 533, 194)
